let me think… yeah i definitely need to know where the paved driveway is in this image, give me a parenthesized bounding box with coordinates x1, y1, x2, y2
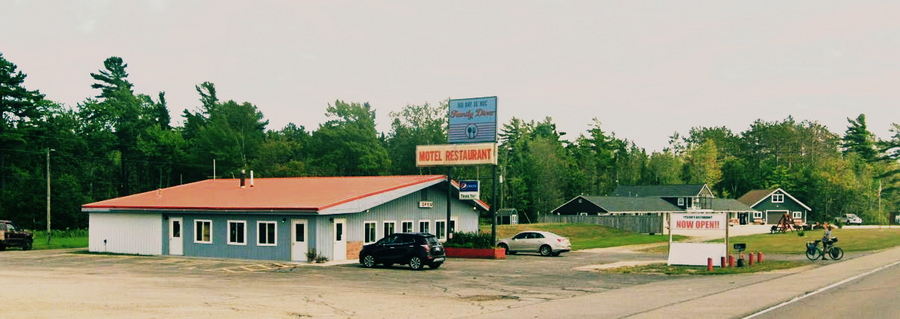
(0, 248, 674, 318)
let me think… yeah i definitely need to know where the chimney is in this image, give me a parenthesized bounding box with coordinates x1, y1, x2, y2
(250, 170, 254, 187)
(240, 169, 246, 188)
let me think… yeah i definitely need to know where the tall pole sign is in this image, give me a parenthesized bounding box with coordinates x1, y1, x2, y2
(448, 97, 498, 144)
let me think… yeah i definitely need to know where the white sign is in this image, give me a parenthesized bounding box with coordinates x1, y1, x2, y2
(418, 201, 434, 208)
(667, 243, 727, 266)
(671, 213, 726, 231)
(416, 143, 498, 167)
(459, 180, 479, 200)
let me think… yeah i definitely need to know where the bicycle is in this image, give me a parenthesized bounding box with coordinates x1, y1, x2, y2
(805, 237, 843, 261)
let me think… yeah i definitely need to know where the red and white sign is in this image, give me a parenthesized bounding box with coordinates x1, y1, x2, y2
(416, 143, 498, 167)
(672, 213, 726, 231)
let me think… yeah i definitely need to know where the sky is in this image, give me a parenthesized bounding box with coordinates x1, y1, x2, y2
(2, 0, 899, 151)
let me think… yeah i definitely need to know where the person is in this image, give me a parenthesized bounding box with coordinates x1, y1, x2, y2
(821, 224, 834, 259)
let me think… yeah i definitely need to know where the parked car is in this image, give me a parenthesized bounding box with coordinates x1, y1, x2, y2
(497, 231, 570, 256)
(839, 213, 863, 225)
(0, 220, 33, 251)
(359, 232, 445, 270)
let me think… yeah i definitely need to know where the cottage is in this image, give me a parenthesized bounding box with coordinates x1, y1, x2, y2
(82, 175, 487, 262)
(737, 188, 811, 225)
(551, 196, 682, 215)
(612, 184, 715, 210)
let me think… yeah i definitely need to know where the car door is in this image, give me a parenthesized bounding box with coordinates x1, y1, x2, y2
(529, 233, 546, 252)
(383, 234, 410, 262)
(510, 232, 530, 251)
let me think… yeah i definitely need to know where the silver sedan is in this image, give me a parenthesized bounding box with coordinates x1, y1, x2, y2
(497, 231, 571, 256)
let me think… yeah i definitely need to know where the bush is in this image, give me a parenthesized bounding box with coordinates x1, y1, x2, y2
(797, 230, 805, 237)
(315, 255, 329, 263)
(444, 232, 495, 249)
(306, 248, 319, 263)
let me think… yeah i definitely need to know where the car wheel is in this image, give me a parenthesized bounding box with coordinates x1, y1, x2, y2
(498, 243, 510, 255)
(22, 240, 32, 251)
(429, 262, 443, 269)
(0, 244, 5, 251)
(361, 254, 376, 268)
(539, 245, 552, 256)
(409, 256, 424, 270)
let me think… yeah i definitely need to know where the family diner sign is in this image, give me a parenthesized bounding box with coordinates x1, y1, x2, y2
(448, 96, 497, 144)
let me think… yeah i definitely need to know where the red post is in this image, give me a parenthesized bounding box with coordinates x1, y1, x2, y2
(720, 256, 726, 268)
(749, 252, 755, 266)
(728, 255, 735, 267)
(757, 251, 764, 263)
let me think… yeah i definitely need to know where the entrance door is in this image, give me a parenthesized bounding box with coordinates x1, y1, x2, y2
(168, 217, 183, 255)
(291, 219, 308, 262)
(332, 218, 346, 261)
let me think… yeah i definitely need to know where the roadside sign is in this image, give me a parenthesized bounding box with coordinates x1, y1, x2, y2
(449, 97, 497, 144)
(416, 143, 498, 167)
(668, 212, 728, 266)
(672, 213, 726, 230)
(459, 180, 479, 200)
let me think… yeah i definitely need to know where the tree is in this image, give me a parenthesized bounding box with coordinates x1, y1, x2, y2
(90, 56, 133, 99)
(843, 114, 877, 161)
(308, 101, 390, 176)
(683, 139, 723, 188)
(0, 52, 45, 135)
(385, 102, 446, 175)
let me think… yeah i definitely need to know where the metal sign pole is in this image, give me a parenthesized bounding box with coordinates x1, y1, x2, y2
(491, 165, 498, 244)
(446, 166, 453, 239)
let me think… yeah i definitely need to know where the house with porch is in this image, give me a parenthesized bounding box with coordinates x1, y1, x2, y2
(737, 188, 811, 225)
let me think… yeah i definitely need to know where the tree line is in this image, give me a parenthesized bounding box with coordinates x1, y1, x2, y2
(1, 53, 898, 229)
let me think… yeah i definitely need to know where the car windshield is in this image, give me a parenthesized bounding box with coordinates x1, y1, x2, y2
(6, 224, 15, 231)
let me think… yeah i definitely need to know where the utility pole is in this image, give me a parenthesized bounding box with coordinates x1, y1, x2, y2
(46, 148, 53, 244)
(446, 167, 453, 240)
(213, 158, 217, 179)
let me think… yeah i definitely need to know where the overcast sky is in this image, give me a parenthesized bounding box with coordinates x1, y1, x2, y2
(3, 1, 898, 151)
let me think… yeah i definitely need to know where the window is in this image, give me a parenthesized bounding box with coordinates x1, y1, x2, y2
(793, 211, 803, 219)
(532, 233, 545, 239)
(364, 221, 377, 243)
(772, 194, 784, 203)
(685, 198, 693, 208)
(435, 220, 446, 239)
(194, 220, 212, 243)
(227, 221, 246, 245)
(578, 212, 588, 216)
(172, 220, 181, 238)
(294, 223, 305, 242)
(677, 198, 685, 206)
(449, 219, 457, 234)
(401, 221, 413, 233)
(753, 212, 763, 219)
(419, 220, 431, 234)
(257, 221, 277, 246)
(383, 221, 396, 237)
(335, 222, 343, 241)
(513, 232, 529, 240)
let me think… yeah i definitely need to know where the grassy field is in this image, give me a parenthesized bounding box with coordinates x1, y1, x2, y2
(714, 228, 900, 254)
(29, 229, 88, 250)
(480, 223, 684, 250)
(602, 260, 807, 275)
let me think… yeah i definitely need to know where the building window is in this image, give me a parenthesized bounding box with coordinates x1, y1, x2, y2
(257, 221, 277, 246)
(419, 220, 431, 234)
(364, 221, 377, 244)
(449, 219, 457, 234)
(401, 221, 413, 233)
(772, 194, 784, 203)
(194, 220, 212, 244)
(793, 211, 802, 219)
(753, 212, 763, 219)
(383, 221, 396, 237)
(227, 220, 246, 245)
(294, 222, 305, 242)
(677, 198, 685, 206)
(578, 212, 588, 216)
(435, 220, 446, 239)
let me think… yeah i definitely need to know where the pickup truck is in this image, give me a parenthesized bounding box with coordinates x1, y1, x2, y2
(0, 220, 33, 250)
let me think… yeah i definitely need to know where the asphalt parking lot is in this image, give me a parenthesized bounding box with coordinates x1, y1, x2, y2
(1, 248, 673, 318)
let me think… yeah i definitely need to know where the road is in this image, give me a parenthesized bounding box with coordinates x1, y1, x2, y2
(756, 262, 900, 319)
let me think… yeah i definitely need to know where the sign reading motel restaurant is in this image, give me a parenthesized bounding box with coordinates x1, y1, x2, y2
(416, 142, 498, 167)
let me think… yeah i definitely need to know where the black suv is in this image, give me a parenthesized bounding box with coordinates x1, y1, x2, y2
(359, 232, 445, 270)
(1, 220, 33, 251)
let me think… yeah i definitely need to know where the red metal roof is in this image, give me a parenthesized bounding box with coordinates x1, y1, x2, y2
(82, 175, 447, 211)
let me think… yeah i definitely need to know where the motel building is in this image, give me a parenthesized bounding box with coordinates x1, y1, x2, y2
(81, 175, 487, 262)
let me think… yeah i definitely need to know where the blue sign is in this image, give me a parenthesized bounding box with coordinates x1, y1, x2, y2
(449, 96, 497, 144)
(459, 180, 479, 192)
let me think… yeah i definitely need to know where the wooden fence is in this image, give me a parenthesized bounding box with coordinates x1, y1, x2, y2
(538, 214, 664, 234)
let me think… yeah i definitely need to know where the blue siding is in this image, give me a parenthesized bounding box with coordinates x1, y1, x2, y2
(160, 213, 316, 261)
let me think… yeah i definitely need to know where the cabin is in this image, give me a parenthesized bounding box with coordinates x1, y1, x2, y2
(737, 188, 811, 225)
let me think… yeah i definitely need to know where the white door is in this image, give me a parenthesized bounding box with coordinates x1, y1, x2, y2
(332, 218, 346, 261)
(168, 217, 183, 255)
(291, 219, 308, 262)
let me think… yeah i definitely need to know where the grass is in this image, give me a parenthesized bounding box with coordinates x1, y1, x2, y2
(28, 229, 88, 250)
(714, 228, 900, 254)
(602, 260, 808, 275)
(480, 223, 684, 250)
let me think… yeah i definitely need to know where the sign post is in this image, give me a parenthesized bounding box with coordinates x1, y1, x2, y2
(667, 212, 728, 266)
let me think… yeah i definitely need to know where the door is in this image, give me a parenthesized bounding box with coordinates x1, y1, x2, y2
(332, 218, 346, 261)
(766, 211, 787, 224)
(510, 232, 530, 251)
(168, 217, 183, 255)
(291, 219, 308, 262)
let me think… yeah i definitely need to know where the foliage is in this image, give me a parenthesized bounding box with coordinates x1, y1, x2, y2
(444, 232, 495, 249)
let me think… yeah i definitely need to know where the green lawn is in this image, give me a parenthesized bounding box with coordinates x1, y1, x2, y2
(29, 229, 88, 250)
(602, 260, 807, 275)
(480, 223, 684, 250)
(714, 228, 900, 254)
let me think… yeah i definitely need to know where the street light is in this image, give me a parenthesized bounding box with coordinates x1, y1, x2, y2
(47, 148, 54, 244)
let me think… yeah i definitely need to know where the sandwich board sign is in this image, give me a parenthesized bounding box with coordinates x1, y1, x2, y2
(667, 213, 727, 266)
(448, 97, 497, 144)
(458, 180, 480, 200)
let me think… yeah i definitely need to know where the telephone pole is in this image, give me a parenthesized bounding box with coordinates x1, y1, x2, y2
(46, 148, 53, 244)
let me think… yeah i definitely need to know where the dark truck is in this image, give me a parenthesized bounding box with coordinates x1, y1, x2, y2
(0, 220, 33, 250)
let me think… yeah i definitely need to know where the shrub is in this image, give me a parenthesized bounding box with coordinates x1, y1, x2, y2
(306, 248, 318, 263)
(315, 255, 329, 263)
(444, 232, 495, 249)
(797, 230, 805, 237)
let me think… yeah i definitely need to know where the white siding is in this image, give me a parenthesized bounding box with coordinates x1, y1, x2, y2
(89, 213, 162, 255)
